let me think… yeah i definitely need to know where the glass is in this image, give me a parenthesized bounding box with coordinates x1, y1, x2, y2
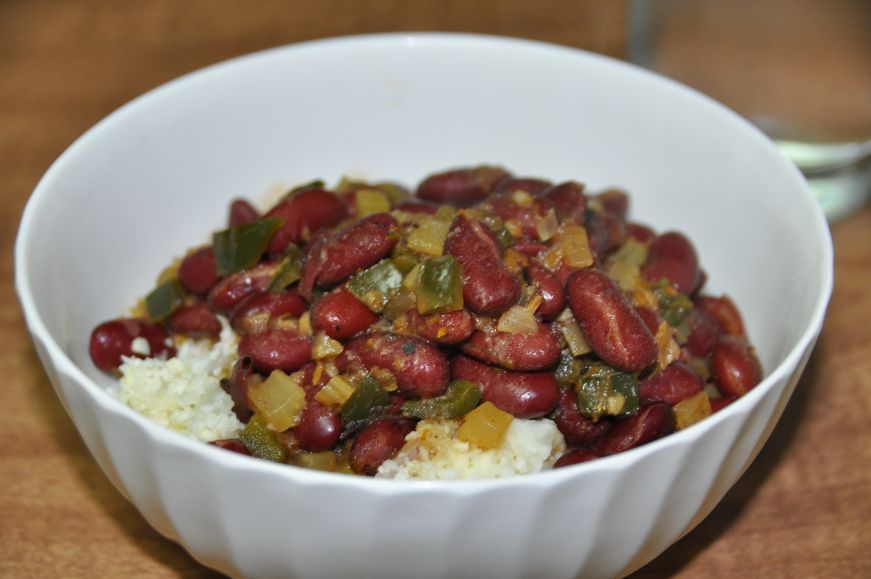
(627, 0, 871, 221)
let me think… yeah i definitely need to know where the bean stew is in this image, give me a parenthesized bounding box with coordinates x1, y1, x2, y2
(89, 165, 762, 476)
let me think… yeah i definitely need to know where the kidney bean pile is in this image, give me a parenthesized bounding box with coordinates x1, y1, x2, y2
(89, 165, 763, 476)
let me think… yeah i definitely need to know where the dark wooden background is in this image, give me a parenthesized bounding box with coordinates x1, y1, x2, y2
(2, 1, 869, 577)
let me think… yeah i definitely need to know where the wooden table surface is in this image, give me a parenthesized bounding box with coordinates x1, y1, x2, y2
(2, 2, 869, 577)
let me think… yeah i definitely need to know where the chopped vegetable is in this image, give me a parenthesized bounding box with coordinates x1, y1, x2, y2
(390, 249, 420, 275)
(605, 239, 649, 291)
(315, 375, 357, 406)
(293, 451, 339, 471)
(340, 373, 391, 425)
(145, 277, 184, 322)
(401, 380, 482, 419)
(557, 309, 592, 356)
(407, 216, 451, 256)
(560, 224, 594, 268)
(416, 256, 463, 314)
(248, 370, 307, 432)
(497, 304, 539, 334)
(382, 286, 417, 321)
(655, 322, 681, 370)
(346, 259, 404, 313)
(535, 208, 560, 241)
(651, 281, 693, 328)
(576, 362, 639, 420)
(240, 415, 288, 462)
(312, 331, 344, 360)
(268, 244, 302, 292)
(674, 391, 712, 429)
(213, 218, 282, 276)
(296, 311, 313, 337)
(554, 351, 582, 386)
(457, 401, 514, 450)
(355, 189, 391, 217)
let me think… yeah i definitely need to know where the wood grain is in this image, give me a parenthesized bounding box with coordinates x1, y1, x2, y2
(2, 1, 869, 577)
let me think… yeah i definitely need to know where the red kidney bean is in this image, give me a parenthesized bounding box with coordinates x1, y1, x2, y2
(544, 181, 587, 224)
(416, 165, 511, 207)
(450, 354, 558, 418)
(635, 305, 663, 336)
(298, 213, 400, 298)
(292, 401, 342, 452)
(211, 439, 252, 456)
(410, 308, 476, 345)
(695, 295, 746, 339)
(221, 356, 255, 422)
(396, 200, 439, 214)
(342, 334, 450, 398)
(230, 288, 307, 334)
(238, 329, 312, 373)
(265, 189, 349, 254)
(167, 301, 222, 338)
(228, 198, 261, 227)
(685, 307, 722, 358)
(642, 231, 702, 295)
(349, 417, 416, 476)
(552, 387, 612, 447)
(207, 261, 279, 313)
(460, 323, 561, 371)
(554, 448, 603, 468)
(298, 362, 333, 400)
(596, 402, 675, 455)
(488, 193, 557, 240)
(178, 246, 219, 295)
(89, 318, 175, 373)
(526, 261, 565, 321)
(624, 222, 656, 244)
(710, 396, 737, 412)
(586, 209, 625, 260)
(566, 269, 656, 372)
(444, 215, 520, 315)
(513, 241, 549, 257)
(311, 286, 378, 340)
(592, 189, 629, 219)
(711, 336, 762, 397)
(553, 262, 578, 286)
(638, 361, 703, 405)
(494, 177, 553, 196)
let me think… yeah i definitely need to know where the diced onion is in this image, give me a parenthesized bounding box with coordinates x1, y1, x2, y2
(407, 217, 451, 256)
(249, 370, 307, 432)
(497, 305, 539, 334)
(655, 322, 681, 370)
(354, 189, 391, 217)
(561, 224, 594, 268)
(674, 391, 713, 429)
(457, 401, 513, 450)
(535, 208, 560, 241)
(560, 318, 592, 357)
(297, 311, 313, 336)
(315, 375, 357, 406)
(312, 331, 344, 360)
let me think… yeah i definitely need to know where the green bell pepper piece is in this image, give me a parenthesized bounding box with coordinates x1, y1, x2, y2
(346, 259, 404, 313)
(401, 380, 482, 420)
(212, 218, 282, 276)
(240, 415, 288, 463)
(145, 277, 184, 323)
(575, 362, 639, 421)
(416, 255, 463, 314)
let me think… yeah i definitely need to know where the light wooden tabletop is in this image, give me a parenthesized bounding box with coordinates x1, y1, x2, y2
(2, 1, 869, 577)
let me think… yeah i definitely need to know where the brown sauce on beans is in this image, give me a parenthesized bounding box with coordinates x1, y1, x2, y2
(90, 165, 763, 476)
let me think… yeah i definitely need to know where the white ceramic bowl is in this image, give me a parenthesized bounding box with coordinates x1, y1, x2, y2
(15, 34, 832, 578)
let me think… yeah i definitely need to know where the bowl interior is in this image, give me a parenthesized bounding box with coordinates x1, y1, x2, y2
(18, 33, 830, 442)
